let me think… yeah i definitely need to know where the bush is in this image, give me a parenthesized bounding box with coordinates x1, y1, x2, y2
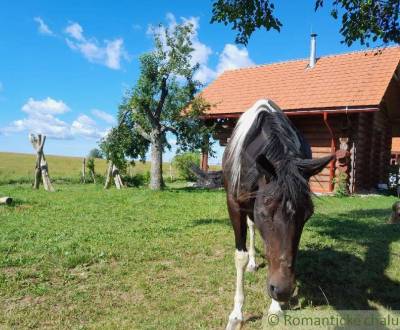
(173, 152, 200, 181)
(88, 148, 103, 159)
(333, 172, 349, 197)
(123, 173, 149, 187)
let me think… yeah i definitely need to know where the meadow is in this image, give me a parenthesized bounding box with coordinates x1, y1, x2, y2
(0, 179, 399, 329)
(0, 152, 220, 186)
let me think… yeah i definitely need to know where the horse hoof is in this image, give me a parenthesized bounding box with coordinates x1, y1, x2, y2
(246, 261, 257, 272)
(226, 317, 242, 330)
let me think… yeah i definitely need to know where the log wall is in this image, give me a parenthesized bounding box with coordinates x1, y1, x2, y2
(211, 110, 392, 194)
(352, 111, 392, 192)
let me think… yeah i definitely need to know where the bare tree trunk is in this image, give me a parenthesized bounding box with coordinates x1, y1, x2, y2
(29, 134, 54, 192)
(104, 161, 123, 189)
(113, 165, 123, 189)
(82, 158, 86, 183)
(0, 197, 12, 205)
(104, 162, 113, 189)
(149, 131, 164, 190)
(40, 154, 54, 192)
(91, 170, 96, 184)
(33, 155, 41, 189)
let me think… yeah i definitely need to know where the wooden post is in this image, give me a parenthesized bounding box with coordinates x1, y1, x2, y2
(200, 151, 209, 172)
(82, 158, 86, 183)
(29, 134, 55, 192)
(104, 162, 113, 189)
(112, 165, 123, 189)
(0, 197, 12, 205)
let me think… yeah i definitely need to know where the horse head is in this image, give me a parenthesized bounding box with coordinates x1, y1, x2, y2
(254, 154, 334, 302)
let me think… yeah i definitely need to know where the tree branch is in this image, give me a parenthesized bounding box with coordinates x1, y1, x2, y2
(155, 76, 168, 119)
(161, 125, 178, 135)
(134, 123, 152, 141)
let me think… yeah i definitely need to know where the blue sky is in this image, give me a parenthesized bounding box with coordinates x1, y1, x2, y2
(0, 1, 381, 163)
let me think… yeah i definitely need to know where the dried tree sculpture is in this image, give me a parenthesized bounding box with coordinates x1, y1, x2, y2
(29, 134, 55, 192)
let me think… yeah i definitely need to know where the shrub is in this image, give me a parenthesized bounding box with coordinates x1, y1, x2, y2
(173, 152, 200, 181)
(333, 172, 349, 197)
(123, 173, 149, 187)
(88, 148, 103, 159)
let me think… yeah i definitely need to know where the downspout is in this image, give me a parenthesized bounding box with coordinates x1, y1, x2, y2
(323, 112, 336, 192)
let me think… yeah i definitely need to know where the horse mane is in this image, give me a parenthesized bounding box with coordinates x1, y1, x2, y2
(225, 99, 311, 208)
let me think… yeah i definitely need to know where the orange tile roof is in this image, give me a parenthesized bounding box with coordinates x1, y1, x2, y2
(202, 46, 400, 116)
(393, 138, 400, 153)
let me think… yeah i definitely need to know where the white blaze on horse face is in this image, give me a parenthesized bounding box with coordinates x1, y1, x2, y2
(246, 217, 257, 272)
(268, 299, 283, 314)
(226, 250, 249, 330)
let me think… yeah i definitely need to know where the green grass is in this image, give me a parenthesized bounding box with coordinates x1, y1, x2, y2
(0, 184, 399, 329)
(0, 152, 220, 185)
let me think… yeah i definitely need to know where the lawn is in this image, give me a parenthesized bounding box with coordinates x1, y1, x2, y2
(0, 183, 399, 329)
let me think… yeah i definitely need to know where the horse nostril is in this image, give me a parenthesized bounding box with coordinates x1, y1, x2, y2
(270, 284, 277, 293)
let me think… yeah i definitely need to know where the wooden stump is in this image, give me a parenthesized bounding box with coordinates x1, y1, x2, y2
(104, 162, 123, 189)
(82, 158, 86, 183)
(0, 197, 12, 205)
(388, 201, 400, 224)
(29, 134, 55, 192)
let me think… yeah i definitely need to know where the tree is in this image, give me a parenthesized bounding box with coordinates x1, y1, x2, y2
(117, 22, 213, 190)
(88, 148, 103, 159)
(99, 110, 149, 189)
(211, 0, 400, 46)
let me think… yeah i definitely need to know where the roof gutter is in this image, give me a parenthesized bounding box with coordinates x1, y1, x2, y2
(201, 105, 380, 119)
(323, 112, 336, 193)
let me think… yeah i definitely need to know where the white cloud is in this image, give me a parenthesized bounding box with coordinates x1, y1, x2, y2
(34, 17, 54, 36)
(216, 44, 254, 74)
(22, 97, 70, 115)
(2, 113, 72, 140)
(1, 97, 108, 140)
(64, 21, 129, 70)
(65, 22, 84, 41)
(71, 114, 106, 139)
(151, 14, 254, 84)
(91, 109, 116, 125)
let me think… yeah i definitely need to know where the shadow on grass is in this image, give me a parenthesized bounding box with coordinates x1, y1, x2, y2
(166, 186, 223, 193)
(295, 208, 400, 311)
(189, 218, 231, 227)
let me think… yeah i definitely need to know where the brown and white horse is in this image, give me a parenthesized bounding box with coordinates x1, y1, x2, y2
(222, 99, 333, 329)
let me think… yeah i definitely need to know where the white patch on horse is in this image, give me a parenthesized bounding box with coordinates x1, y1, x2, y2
(246, 217, 257, 272)
(268, 299, 283, 314)
(226, 99, 277, 193)
(226, 250, 249, 330)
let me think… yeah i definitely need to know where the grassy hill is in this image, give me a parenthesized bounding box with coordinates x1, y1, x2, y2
(0, 152, 153, 185)
(0, 152, 220, 185)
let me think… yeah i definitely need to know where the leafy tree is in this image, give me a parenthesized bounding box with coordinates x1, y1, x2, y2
(88, 148, 103, 159)
(173, 152, 201, 181)
(99, 110, 149, 174)
(117, 22, 213, 190)
(211, 0, 400, 46)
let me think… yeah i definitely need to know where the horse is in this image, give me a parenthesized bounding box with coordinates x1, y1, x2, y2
(222, 99, 334, 330)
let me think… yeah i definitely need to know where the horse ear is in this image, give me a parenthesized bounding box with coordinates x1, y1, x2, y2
(295, 155, 335, 178)
(256, 155, 276, 178)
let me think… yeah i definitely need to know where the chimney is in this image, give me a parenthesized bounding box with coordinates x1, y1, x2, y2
(309, 33, 317, 68)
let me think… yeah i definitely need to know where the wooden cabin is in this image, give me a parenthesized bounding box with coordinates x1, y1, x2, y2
(200, 45, 400, 194)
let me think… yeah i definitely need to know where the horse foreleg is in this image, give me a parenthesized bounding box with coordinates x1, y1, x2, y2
(246, 217, 257, 272)
(226, 250, 249, 330)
